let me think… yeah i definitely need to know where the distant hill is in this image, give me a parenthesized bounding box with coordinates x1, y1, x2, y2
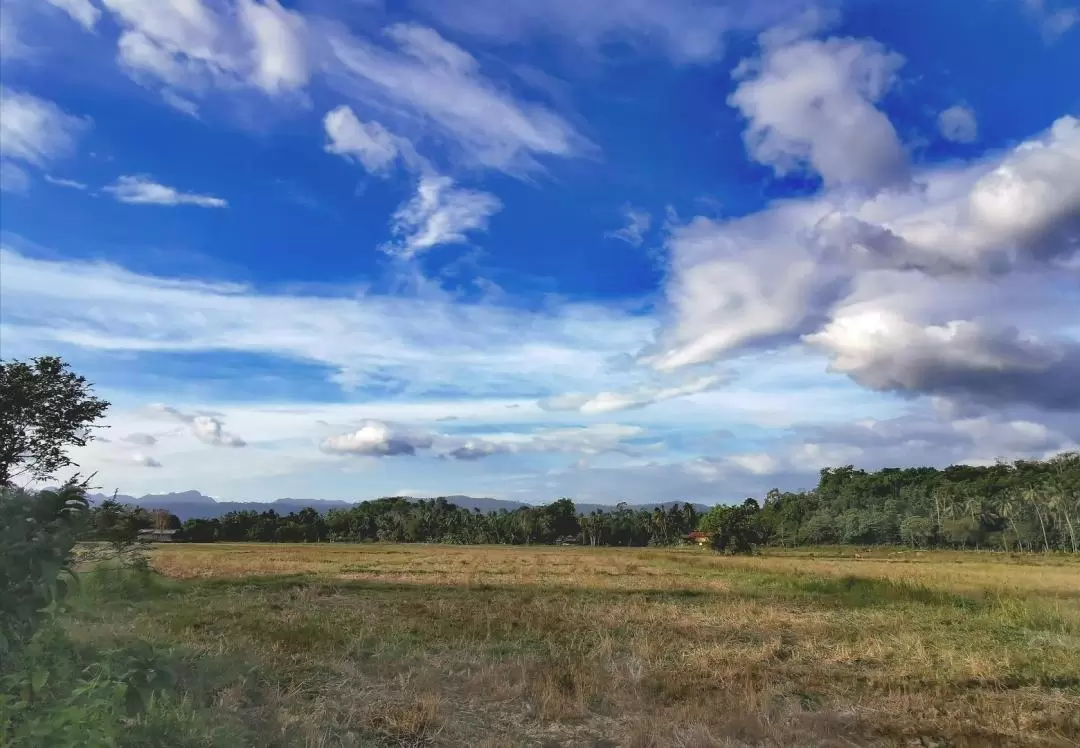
(88, 490, 708, 521)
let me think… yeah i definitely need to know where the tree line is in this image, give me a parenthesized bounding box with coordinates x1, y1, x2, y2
(3, 356, 1079, 554)
(90, 451, 1076, 553)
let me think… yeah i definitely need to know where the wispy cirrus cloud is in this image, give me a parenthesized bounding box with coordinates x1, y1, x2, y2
(0, 88, 89, 167)
(606, 206, 652, 247)
(326, 23, 588, 174)
(104, 175, 228, 207)
(412, 0, 810, 64)
(101, 0, 309, 101)
(383, 174, 502, 258)
(45, 174, 88, 190)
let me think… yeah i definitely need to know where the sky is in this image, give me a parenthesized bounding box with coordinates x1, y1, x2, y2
(1, 0, 1078, 505)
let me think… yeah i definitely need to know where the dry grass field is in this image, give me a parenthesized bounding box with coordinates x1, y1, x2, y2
(69, 543, 1080, 747)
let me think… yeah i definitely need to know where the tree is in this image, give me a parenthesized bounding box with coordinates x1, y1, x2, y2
(700, 501, 761, 555)
(0, 357, 110, 486)
(899, 516, 934, 548)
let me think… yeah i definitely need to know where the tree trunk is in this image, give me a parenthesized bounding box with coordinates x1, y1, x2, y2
(1033, 502, 1050, 552)
(1061, 506, 1078, 554)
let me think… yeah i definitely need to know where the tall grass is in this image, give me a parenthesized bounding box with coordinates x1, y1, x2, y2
(50, 544, 1080, 746)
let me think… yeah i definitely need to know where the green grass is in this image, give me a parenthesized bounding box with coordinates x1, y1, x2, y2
(47, 544, 1080, 746)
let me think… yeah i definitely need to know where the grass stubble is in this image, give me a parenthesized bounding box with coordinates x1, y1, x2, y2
(67, 544, 1080, 747)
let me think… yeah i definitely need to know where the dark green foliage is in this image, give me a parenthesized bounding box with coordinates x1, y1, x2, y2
(757, 452, 1079, 551)
(0, 356, 109, 486)
(0, 484, 88, 659)
(700, 498, 763, 554)
(153, 453, 1079, 552)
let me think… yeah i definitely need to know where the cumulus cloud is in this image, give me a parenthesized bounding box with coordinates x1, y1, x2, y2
(384, 174, 501, 258)
(191, 416, 247, 446)
(540, 373, 729, 414)
(101, 0, 309, 98)
(789, 410, 1079, 471)
(323, 105, 401, 173)
(653, 114, 1080, 395)
(650, 201, 850, 369)
(148, 404, 247, 447)
(122, 432, 158, 446)
(806, 310, 1080, 411)
(606, 206, 652, 246)
(238, 0, 308, 94)
(321, 421, 435, 457)
(327, 23, 586, 174)
(0, 88, 88, 167)
(105, 175, 228, 207)
(131, 452, 163, 468)
(817, 115, 1080, 273)
(321, 420, 647, 462)
(444, 440, 513, 461)
(938, 104, 978, 143)
(729, 33, 908, 190)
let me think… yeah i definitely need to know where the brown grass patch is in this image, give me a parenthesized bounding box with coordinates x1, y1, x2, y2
(67, 543, 1080, 746)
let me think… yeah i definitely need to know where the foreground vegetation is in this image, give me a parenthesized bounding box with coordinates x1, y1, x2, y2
(24, 543, 1074, 745)
(4, 356, 1080, 745)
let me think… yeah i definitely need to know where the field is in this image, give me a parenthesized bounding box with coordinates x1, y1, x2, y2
(69, 543, 1080, 747)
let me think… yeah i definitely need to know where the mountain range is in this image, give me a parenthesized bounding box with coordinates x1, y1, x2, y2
(87, 491, 708, 522)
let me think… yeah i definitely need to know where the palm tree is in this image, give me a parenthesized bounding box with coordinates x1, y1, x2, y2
(1023, 484, 1051, 552)
(998, 492, 1026, 552)
(1045, 478, 1077, 553)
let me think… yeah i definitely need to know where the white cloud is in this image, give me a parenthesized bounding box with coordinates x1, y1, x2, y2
(45, 0, 101, 30)
(0, 245, 655, 400)
(726, 452, 781, 475)
(327, 23, 586, 174)
(0, 162, 30, 193)
(191, 415, 247, 447)
(1023, 0, 1079, 40)
(606, 206, 652, 246)
(818, 115, 1080, 273)
(729, 34, 908, 190)
(123, 432, 158, 446)
(1, 9, 31, 60)
(131, 452, 163, 468)
(806, 310, 1080, 410)
(105, 175, 228, 207)
(938, 104, 978, 143)
(323, 105, 400, 173)
(161, 89, 200, 117)
(540, 374, 728, 414)
(238, 0, 308, 93)
(0, 88, 89, 167)
(413, 0, 808, 64)
(652, 115, 1080, 379)
(384, 174, 502, 258)
(45, 175, 89, 190)
(102, 0, 309, 97)
(321, 420, 434, 457)
(149, 404, 247, 447)
(650, 200, 848, 370)
(444, 440, 513, 461)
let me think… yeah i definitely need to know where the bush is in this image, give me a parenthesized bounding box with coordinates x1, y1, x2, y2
(0, 484, 88, 660)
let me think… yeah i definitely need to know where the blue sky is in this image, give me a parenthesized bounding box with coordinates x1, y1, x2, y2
(1, 0, 1078, 504)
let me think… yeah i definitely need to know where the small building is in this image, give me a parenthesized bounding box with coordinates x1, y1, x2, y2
(138, 528, 178, 543)
(684, 531, 711, 547)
